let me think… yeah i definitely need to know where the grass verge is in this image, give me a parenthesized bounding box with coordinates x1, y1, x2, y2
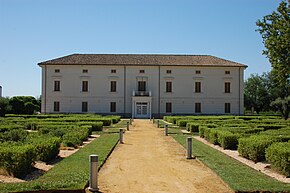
(0, 133, 119, 193)
(172, 134, 290, 193)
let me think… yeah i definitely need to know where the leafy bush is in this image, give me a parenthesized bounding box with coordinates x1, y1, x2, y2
(176, 120, 189, 127)
(0, 144, 35, 177)
(257, 124, 286, 130)
(198, 126, 207, 138)
(28, 135, 61, 162)
(62, 133, 83, 148)
(266, 142, 290, 177)
(0, 128, 28, 143)
(208, 129, 219, 145)
(98, 118, 112, 126)
(91, 122, 103, 131)
(238, 135, 277, 162)
(217, 130, 240, 150)
(186, 123, 199, 132)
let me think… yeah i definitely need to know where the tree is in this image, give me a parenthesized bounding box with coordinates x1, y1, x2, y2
(0, 97, 11, 117)
(9, 96, 40, 114)
(244, 73, 271, 113)
(270, 96, 290, 119)
(256, 0, 290, 119)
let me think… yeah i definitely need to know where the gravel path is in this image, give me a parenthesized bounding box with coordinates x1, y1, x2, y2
(98, 119, 233, 193)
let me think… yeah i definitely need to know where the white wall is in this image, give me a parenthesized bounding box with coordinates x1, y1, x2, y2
(41, 64, 245, 116)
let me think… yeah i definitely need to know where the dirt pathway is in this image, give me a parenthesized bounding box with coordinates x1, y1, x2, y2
(98, 119, 233, 193)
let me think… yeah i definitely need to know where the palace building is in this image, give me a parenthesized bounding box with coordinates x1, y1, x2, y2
(38, 54, 247, 118)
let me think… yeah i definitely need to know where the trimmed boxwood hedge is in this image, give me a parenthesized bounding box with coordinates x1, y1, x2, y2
(266, 142, 290, 177)
(217, 130, 240, 150)
(0, 144, 35, 177)
(238, 135, 278, 162)
(91, 122, 103, 131)
(186, 122, 199, 132)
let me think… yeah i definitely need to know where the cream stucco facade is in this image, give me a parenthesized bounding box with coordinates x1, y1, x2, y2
(39, 54, 246, 118)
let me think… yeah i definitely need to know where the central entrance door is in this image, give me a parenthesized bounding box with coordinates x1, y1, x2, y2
(136, 102, 148, 118)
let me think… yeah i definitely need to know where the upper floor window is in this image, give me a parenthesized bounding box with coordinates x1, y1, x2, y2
(166, 81, 172, 93)
(139, 70, 145, 73)
(195, 82, 201, 93)
(110, 81, 117, 92)
(83, 69, 88, 73)
(225, 82, 231, 93)
(111, 69, 116, 73)
(54, 80, 60, 91)
(82, 81, 88, 92)
(55, 69, 60, 73)
(225, 71, 230, 75)
(166, 70, 172, 74)
(196, 70, 201, 74)
(138, 81, 146, 91)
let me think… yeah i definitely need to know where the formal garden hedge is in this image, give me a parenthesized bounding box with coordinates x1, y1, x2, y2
(163, 115, 290, 177)
(0, 114, 121, 178)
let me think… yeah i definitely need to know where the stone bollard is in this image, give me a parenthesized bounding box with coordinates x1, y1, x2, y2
(165, 124, 168, 136)
(119, 129, 124, 144)
(157, 120, 160, 128)
(153, 117, 155, 124)
(127, 121, 130, 131)
(130, 118, 132, 125)
(89, 155, 98, 192)
(187, 137, 193, 159)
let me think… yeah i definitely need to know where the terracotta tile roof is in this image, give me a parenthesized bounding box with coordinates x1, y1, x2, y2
(38, 54, 247, 67)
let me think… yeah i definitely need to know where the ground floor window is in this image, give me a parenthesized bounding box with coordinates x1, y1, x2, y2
(54, 101, 60, 112)
(166, 102, 172, 113)
(82, 102, 88, 112)
(225, 103, 231, 113)
(110, 102, 116, 112)
(195, 102, 201, 113)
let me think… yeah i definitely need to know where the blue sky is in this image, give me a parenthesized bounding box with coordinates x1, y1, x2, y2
(0, 0, 281, 97)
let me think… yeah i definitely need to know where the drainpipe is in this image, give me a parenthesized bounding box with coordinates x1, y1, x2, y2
(124, 65, 126, 117)
(158, 66, 160, 118)
(238, 67, 241, 115)
(44, 65, 47, 114)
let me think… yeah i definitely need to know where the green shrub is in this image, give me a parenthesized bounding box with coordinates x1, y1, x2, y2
(198, 126, 207, 138)
(28, 136, 61, 162)
(62, 133, 83, 148)
(98, 118, 112, 126)
(238, 135, 277, 162)
(0, 144, 35, 177)
(208, 129, 219, 145)
(266, 142, 290, 177)
(91, 122, 103, 131)
(217, 130, 240, 150)
(0, 128, 28, 143)
(176, 120, 189, 127)
(186, 123, 199, 132)
(203, 127, 211, 141)
(257, 124, 286, 131)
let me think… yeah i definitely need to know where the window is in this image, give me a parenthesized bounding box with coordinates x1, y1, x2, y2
(82, 81, 88, 92)
(54, 101, 60, 112)
(166, 81, 172, 93)
(110, 81, 117, 92)
(55, 69, 60, 73)
(82, 102, 88, 112)
(139, 70, 145, 73)
(110, 102, 116, 112)
(54, 80, 60, 91)
(83, 69, 88, 73)
(225, 103, 231, 113)
(111, 69, 116, 73)
(166, 102, 172, 113)
(196, 70, 201, 74)
(195, 103, 201, 113)
(195, 82, 201, 93)
(225, 71, 230, 74)
(166, 70, 172, 74)
(225, 82, 231, 93)
(138, 81, 146, 91)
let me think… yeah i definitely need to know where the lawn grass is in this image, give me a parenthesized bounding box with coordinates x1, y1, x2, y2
(172, 134, 290, 193)
(0, 133, 119, 193)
